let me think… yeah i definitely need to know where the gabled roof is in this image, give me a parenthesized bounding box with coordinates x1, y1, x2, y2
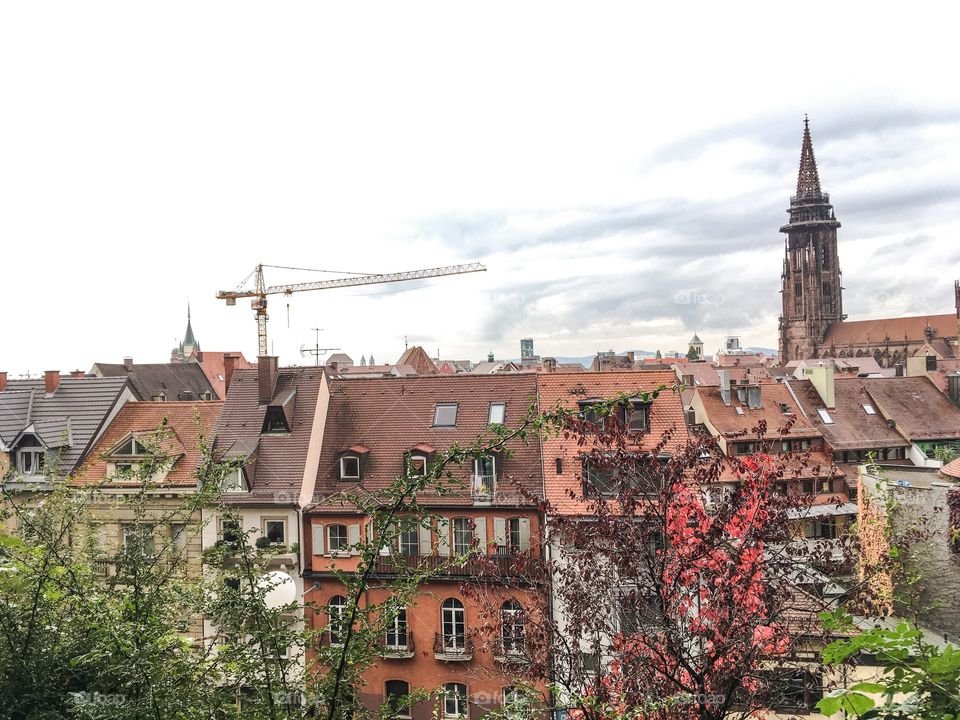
(75, 401, 222, 487)
(537, 371, 689, 515)
(395, 346, 437, 375)
(92, 361, 217, 401)
(213, 367, 323, 505)
(310, 374, 542, 511)
(0, 376, 132, 477)
(822, 314, 957, 347)
(196, 351, 254, 399)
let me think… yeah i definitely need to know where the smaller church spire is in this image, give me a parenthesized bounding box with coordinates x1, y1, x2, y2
(182, 303, 198, 350)
(796, 115, 823, 199)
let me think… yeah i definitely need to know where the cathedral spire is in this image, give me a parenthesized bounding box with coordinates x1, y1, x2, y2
(795, 115, 822, 199)
(183, 303, 198, 350)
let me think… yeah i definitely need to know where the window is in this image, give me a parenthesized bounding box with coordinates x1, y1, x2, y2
(503, 687, 530, 713)
(385, 680, 411, 718)
(218, 517, 241, 544)
(114, 436, 149, 456)
(385, 606, 409, 649)
(578, 400, 603, 428)
(328, 524, 348, 553)
(443, 683, 468, 718)
(407, 454, 427, 477)
(862, 403, 876, 415)
(622, 401, 650, 432)
(433, 403, 458, 427)
(122, 524, 155, 558)
(762, 669, 823, 710)
(397, 521, 419, 556)
(262, 407, 290, 433)
(170, 523, 188, 559)
(263, 519, 286, 545)
(488, 402, 506, 426)
(16, 448, 46, 476)
(452, 518, 473, 556)
(339, 455, 361, 481)
(805, 518, 837, 539)
(114, 462, 135, 476)
(440, 598, 466, 651)
(500, 600, 525, 654)
(473, 456, 496, 496)
(555, 458, 563, 475)
(328, 595, 348, 646)
(735, 406, 745, 416)
(507, 518, 522, 551)
(583, 462, 616, 497)
(221, 467, 245, 492)
(816, 408, 834, 424)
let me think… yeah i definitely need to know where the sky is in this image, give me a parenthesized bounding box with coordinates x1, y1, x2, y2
(2, 2, 959, 375)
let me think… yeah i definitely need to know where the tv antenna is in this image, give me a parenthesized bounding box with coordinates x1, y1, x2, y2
(300, 328, 339, 366)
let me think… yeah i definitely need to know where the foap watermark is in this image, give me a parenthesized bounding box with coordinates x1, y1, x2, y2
(673, 290, 725, 307)
(67, 691, 126, 706)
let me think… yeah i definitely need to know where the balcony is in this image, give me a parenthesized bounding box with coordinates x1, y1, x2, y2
(492, 639, 528, 665)
(372, 552, 542, 580)
(433, 633, 473, 661)
(471, 473, 495, 504)
(378, 633, 415, 659)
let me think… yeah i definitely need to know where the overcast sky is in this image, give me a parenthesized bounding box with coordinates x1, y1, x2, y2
(2, 2, 959, 375)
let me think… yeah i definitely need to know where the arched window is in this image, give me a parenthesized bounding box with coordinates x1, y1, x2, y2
(440, 598, 466, 651)
(328, 595, 348, 646)
(385, 680, 411, 718)
(442, 683, 468, 719)
(500, 600, 525, 655)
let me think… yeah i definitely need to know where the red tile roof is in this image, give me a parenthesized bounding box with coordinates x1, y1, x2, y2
(858, 376, 960, 442)
(395, 346, 438, 375)
(310, 374, 542, 512)
(695, 383, 820, 440)
(197, 351, 254, 399)
(213, 367, 323, 505)
(537, 371, 689, 515)
(822, 313, 957, 346)
(75, 401, 222, 487)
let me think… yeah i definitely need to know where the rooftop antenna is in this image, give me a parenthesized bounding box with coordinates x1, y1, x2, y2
(300, 328, 339, 366)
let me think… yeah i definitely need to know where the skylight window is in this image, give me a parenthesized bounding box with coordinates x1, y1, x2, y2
(862, 404, 876, 415)
(735, 406, 744, 415)
(816, 408, 834, 424)
(433, 403, 458, 427)
(488, 402, 506, 426)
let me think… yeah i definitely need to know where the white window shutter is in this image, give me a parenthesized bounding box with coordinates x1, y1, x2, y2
(348, 524, 361, 555)
(474, 517, 487, 554)
(519, 518, 531, 551)
(493, 517, 506, 547)
(437, 518, 451, 556)
(419, 522, 432, 556)
(312, 524, 324, 555)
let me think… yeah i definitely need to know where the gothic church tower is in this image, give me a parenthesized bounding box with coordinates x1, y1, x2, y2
(778, 118, 844, 363)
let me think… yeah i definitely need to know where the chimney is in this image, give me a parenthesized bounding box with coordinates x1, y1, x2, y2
(44, 370, 60, 394)
(718, 369, 731, 405)
(123, 356, 134, 371)
(948, 373, 960, 409)
(223, 353, 240, 394)
(258, 356, 278, 404)
(70, 370, 85, 379)
(626, 351, 635, 364)
(0, 372, 6, 392)
(543, 357, 557, 373)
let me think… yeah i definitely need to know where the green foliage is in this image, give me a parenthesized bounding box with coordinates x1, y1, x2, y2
(817, 612, 960, 719)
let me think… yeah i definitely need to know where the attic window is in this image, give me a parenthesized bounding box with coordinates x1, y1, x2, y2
(862, 404, 876, 415)
(221, 468, 246, 493)
(115, 437, 149, 456)
(816, 409, 834, 424)
(339, 456, 361, 481)
(262, 407, 290, 434)
(408, 454, 427, 477)
(16, 448, 45, 476)
(433, 403, 458, 427)
(735, 407, 744, 415)
(622, 400, 650, 433)
(488, 402, 506, 426)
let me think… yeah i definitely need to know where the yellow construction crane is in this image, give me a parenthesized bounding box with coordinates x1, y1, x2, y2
(216, 262, 487, 357)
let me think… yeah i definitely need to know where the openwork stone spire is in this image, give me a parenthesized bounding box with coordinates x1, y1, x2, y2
(795, 115, 822, 199)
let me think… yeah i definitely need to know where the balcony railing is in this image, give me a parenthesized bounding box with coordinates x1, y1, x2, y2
(372, 552, 541, 579)
(378, 633, 415, 659)
(433, 632, 473, 661)
(493, 638, 528, 664)
(471, 473, 495, 502)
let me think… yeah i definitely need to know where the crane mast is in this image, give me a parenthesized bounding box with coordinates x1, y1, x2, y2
(217, 262, 486, 357)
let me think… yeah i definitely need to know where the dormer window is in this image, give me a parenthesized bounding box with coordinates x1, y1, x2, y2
(622, 400, 650, 433)
(115, 437, 149, 456)
(221, 467, 246, 493)
(16, 448, 46, 476)
(433, 403, 458, 427)
(340, 456, 361, 481)
(262, 407, 290, 434)
(408, 454, 427, 477)
(578, 399, 604, 428)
